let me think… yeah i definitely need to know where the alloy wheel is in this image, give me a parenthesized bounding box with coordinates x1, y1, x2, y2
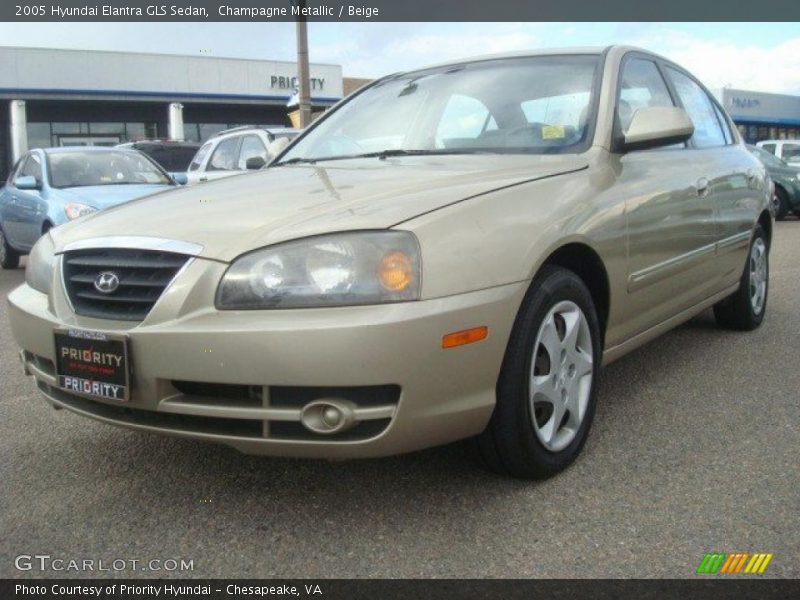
(529, 300, 594, 452)
(749, 237, 768, 315)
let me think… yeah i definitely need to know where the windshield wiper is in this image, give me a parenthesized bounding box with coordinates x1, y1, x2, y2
(352, 149, 434, 160)
(274, 157, 318, 166)
(274, 148, 494, 167)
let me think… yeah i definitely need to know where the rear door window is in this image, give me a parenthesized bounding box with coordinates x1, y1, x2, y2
(760, 143, 776, 155)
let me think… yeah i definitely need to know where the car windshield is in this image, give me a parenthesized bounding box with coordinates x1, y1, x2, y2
(48, 150, 172, 188)
(279, 55, 600, 164)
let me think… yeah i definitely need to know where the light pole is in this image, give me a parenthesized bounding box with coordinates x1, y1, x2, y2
(293, 0, 312, 128)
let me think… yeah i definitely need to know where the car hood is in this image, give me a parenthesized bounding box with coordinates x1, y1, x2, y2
(50, 155, 588, 262)
(57, 184, 176, 209)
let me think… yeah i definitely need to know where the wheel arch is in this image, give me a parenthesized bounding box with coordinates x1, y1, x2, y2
(539, 242, 610, 344)
(758, 209, 772, 248)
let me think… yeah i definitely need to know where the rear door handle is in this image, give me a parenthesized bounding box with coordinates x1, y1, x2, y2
(199, 177, 208, 183)
(696, 177, 710, 197)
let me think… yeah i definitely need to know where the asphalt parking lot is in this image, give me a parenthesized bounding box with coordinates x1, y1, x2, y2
(1, 221, 798, 579)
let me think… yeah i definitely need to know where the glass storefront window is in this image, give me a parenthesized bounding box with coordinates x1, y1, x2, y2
(89, 122, 125, 134)
(26, 123, 51, 149)
(23, 121, 159, 148)
(52, 122, 85, 135)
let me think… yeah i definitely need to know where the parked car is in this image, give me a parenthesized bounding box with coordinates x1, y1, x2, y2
(747, 144, 800, 219)
(186, 126, 299, 184)
(0, 147, 179, 268)
(115, 140, 200, 180)
(9, 47, 771, 479)
(756, 139, 800, 167)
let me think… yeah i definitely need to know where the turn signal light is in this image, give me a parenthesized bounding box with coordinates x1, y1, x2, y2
(442, 326, 488, 349)
(378, 250, 413, 292)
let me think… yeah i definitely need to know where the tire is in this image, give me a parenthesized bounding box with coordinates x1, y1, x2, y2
(713, 225, 768, 331)
(772, 187, 789, 221)
(478, 266, 602, 479)
(0, 226, 21, 269)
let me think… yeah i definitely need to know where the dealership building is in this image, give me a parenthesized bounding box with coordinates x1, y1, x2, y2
(0, 46, 344, 179)
(713, 88, 800, 145)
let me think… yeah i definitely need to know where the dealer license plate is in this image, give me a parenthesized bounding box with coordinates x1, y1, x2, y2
(54, 328, 130, 401)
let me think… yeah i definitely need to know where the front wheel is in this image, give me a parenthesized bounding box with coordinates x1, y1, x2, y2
(478, 266, 602, 479)
(0, 227, 21, 269)
(713, 225, 768, 331)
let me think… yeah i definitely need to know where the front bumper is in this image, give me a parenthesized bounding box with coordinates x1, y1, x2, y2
(8, 259, 525, 458)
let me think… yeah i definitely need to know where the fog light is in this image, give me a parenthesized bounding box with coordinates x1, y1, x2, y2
(322, 406, 342, 428)
(300, 399, 356, 435)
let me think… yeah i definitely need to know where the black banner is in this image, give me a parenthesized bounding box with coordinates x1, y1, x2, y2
(3, 0, 800, 22)
(3, 579, 800, 600)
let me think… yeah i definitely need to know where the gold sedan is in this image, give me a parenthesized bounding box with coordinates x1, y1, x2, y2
(8, 46, 771, 478)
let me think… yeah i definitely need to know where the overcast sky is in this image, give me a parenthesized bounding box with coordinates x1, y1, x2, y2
(0, 22, 798, 94)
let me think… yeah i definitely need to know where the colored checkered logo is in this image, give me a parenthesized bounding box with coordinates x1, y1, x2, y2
(697, 552, 773, 575)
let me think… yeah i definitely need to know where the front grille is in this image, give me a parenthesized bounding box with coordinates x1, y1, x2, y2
(63, 248, 190, 321)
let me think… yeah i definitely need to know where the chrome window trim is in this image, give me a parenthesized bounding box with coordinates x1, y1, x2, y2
(59, 237, 204, 256)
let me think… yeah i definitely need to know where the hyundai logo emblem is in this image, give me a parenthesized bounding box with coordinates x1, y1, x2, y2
(94, 271, 120, 294)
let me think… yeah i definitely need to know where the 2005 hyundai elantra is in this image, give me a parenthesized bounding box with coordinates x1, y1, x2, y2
(8, 46, 771, 478)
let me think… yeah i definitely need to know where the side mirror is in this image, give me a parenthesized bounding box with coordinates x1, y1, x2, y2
(15, 175, 40, 190)
(245, 156, 267, 170)
(267, 137, 291, 159)
(171, 173, 188, 185)
(620, 106, 694, 152)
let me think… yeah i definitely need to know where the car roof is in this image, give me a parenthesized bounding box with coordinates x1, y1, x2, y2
(212, 125, 297, 139)
(39, 146, 140, 155)
(117, 140, 201, 148)
(397, 45, 668, 76)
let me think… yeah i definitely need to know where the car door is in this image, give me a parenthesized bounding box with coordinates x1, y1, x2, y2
(186, 141, 212, 184)
(236, 134, 268, 170)
(611, 56, 720, 340)
(663, 65, 758, 295)
(0, 158, 25, 244)
(1, 154, 45, 250)
(201, 135, 242, 182)
(13, 152, 48, 247)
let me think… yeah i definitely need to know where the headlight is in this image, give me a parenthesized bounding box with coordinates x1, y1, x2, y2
(64, 203, 97, 221)
(25, 233, 57, 294)
(217, 231, 421, 309)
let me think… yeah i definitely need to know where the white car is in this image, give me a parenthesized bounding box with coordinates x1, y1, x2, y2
(756, 139, 800, 167)
(186, 126, 298, 184)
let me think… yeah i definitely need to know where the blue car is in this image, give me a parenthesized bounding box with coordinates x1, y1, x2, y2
(0, 147, 182, 269)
